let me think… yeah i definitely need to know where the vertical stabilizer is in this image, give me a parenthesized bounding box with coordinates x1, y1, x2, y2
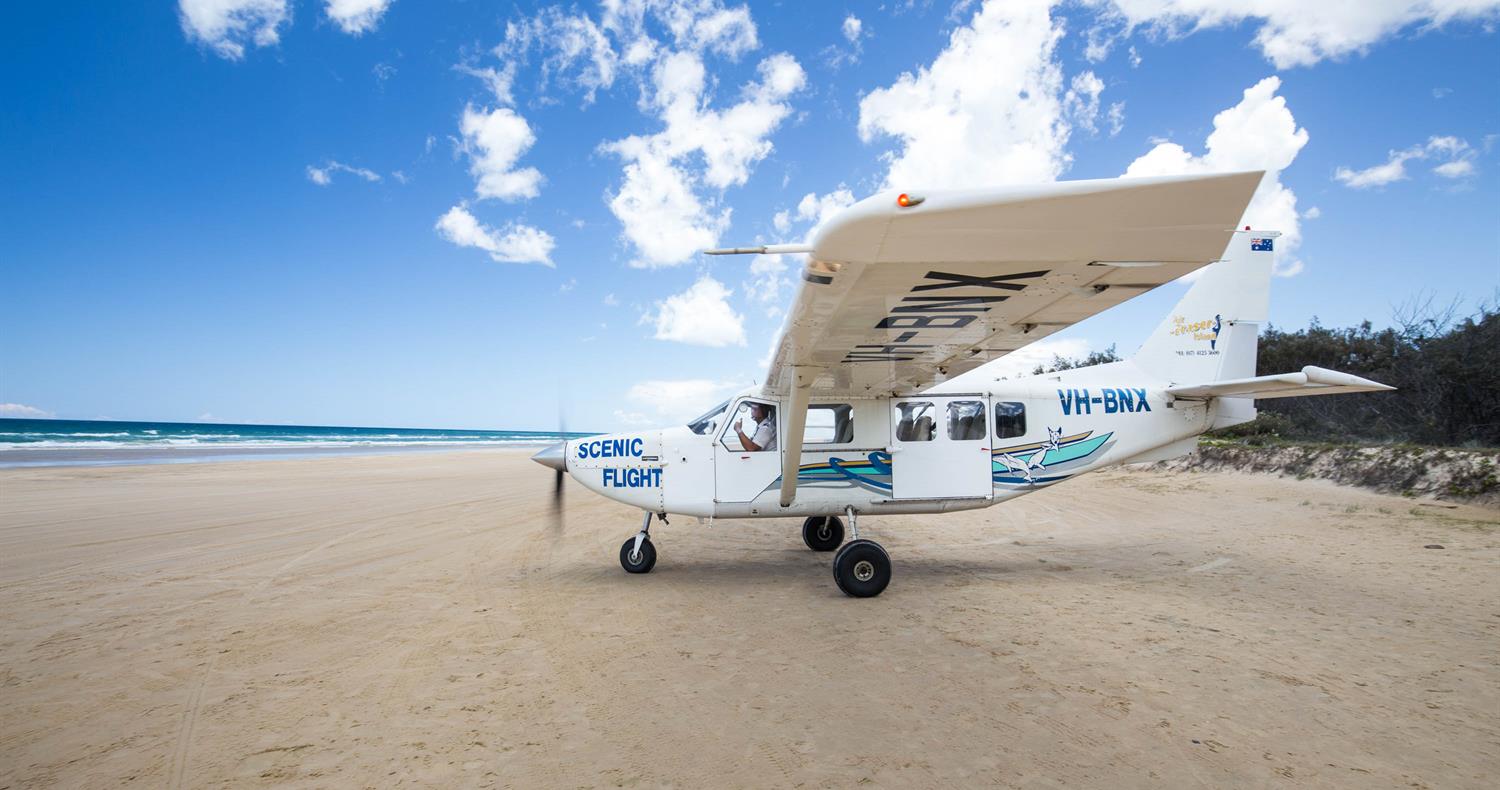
(1133, 230, 1275, 385)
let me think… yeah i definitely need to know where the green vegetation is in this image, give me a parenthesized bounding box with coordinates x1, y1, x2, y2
(1247, 302, 1499, 447)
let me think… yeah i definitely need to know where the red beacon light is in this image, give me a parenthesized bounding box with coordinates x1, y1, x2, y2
(896, 193, 925, 208)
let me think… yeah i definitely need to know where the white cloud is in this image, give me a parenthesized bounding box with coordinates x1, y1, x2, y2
(434, 204, 555, 265)
(1302, 205, 1321, 219)
(1433, 159, 1475, 178)
(487, 2, 800, 267)
(499, 8, 619, 103)
(178, 0, 289, 60)
(305, 161, 381, 186)
(1432, 86, 1453, 99)
(1106, 100, 1126, 136)
(1333, 135, 1477, 188)
(603, 293, 620, 306)
(744, 252, 789, 314)
(604, 51, 805, 266)
(858, 0, 1074, 189)
(1064, 70, 1105, 134)
(772, 209, 792, 233)
(1123, 76, 1308, 277)
(0, 403, 54, 418)
(460, 105, 544, 202)
(602, 0, 759, 58)
(614, 409, 656, 426)
(843, 14, 863, 42)
(558, 277, 577, 293)
(649, 275, 747, 346)
(626, 377, 744, 422)
(1094, 0, 1500, 69)
(794, 188, 856, 236)
(947, 338, 1095, 385)
(325, 0, 392, 35)
(457, 63, 517, 106)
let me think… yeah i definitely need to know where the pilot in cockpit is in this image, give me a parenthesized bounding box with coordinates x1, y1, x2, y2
(734, 403, 777, 452)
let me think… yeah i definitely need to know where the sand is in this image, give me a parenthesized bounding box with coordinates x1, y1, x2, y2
(1, 450, 1496, 788)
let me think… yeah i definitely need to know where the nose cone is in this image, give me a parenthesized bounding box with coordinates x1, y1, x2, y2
(531, 441, 567, 472)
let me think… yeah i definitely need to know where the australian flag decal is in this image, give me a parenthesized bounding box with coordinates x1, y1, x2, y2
(1251, 237, 1274, 251)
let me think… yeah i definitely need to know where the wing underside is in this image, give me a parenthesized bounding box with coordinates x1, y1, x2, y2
(760, 171, 1265, 398)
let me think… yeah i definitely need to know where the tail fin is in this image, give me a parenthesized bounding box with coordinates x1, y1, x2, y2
(1133, 230, 1275, 385)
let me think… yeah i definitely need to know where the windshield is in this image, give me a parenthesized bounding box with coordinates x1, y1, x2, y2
(686, 399, 730, 435)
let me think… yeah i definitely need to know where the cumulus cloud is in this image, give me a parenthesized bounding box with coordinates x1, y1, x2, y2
(499, 8, 619, 103)
(305, 161, 381, 186)
(495, 2, 802, 267)
(843, 14, 863, 42)
(459, 105, 544, 202)
(626, 377, 745, 423)
(604, 51, 805, 266)
(648, 275, 747, 346)
(858, 0, 1074, 189)
(744, 253, 789, 315)
(942, 338, 1096, 387)
(325, 0, 393, 35)
(1093, 0, 1500, 69)
(1123, 76, 1309, 277)
(434, 204, 555, 265)
(1064, 70, 1105, 134)
(0, 403, 54, 418)
(1333, 135, 1478, 188)
(178, 0, 289, 60)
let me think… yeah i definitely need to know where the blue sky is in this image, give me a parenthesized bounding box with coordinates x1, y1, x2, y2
(3, 1, 1497, 431)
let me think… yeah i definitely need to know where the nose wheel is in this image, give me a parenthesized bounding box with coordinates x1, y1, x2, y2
(619, 536, 657, 573)
(619, 511, 660, 574)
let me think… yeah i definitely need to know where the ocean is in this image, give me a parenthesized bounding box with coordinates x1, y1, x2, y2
(0, 418, 593, 468)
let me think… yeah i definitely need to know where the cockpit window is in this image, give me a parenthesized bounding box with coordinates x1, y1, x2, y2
(687, 399, 730, 435)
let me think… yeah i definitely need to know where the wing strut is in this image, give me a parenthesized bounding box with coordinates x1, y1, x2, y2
(778, 367, 813, 508)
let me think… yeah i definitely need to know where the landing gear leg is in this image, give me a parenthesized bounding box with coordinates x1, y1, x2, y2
(832, 507, 890, 597)
(620, 511, 657, 574)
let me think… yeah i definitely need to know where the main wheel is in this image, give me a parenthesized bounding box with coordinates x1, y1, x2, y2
(802, 516, 845, 552)
(832, 539, 891, 598)
(619, 537, 657, 574)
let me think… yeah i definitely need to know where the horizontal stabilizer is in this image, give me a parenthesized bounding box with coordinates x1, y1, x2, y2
(1166, 366, 1395, 400)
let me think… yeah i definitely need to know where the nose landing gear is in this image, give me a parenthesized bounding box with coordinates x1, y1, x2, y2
(620, 511, 660, 574)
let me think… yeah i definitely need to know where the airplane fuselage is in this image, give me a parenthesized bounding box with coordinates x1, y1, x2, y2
(560, 360, 1238, 520)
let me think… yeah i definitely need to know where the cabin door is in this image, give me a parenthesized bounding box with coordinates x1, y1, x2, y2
(889, 396, 994, 500)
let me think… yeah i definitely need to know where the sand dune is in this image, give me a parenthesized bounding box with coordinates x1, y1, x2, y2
(1, 450, 1496, 787)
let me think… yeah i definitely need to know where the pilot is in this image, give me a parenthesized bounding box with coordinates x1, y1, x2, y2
(735, 403, 777, 452)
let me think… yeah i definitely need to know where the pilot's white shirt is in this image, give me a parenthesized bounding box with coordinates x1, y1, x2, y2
(751, 418, 777, 452)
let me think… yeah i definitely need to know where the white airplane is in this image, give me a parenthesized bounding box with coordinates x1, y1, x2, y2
(531, 171, 1393, 597)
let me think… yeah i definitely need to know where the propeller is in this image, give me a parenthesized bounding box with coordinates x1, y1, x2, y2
(532, 407, 569, 534)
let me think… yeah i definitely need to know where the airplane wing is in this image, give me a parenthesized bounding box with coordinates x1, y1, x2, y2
(1165, 366, 1395, 400)
(756, 171, 1265, 398)
(725, 171, 1264, 505)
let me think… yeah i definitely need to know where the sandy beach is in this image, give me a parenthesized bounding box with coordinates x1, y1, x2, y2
(1, 450, 1496, 788)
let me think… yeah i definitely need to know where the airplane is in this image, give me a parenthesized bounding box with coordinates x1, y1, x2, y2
(531, 171, 1394, 597)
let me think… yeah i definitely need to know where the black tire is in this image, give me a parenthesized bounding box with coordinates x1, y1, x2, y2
(832, 539, 891, 598)
(802, 516, 845, 552)
(619, 537, 657, 574)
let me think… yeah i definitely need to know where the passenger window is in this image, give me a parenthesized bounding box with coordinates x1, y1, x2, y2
(894, 402, 935, 442)
(805, 404, 854, 444)
(947, 401, 986, 440)
(995, 402, 1026, 439)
